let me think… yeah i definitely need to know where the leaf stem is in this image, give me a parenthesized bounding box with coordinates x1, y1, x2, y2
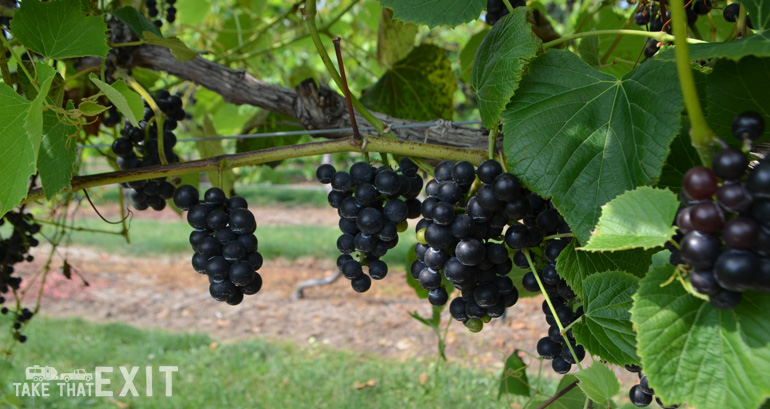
(669, 0, 715, 166)
(488, 124, 499, 160)
(502, 0, 515, 13)
(23, 137, 486, 204)
(522, 248, 583, 372)
(543, 29, 704, 50)
(536, 380, 580, 409)
(108, 40, 146, 47)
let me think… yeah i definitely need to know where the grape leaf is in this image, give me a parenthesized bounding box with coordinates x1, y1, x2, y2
(37, 112, 77, 199)
(379, 0, 485, 28)
(472, 8, 541, 129)
(502, 50, 682, 245)
(574, 362, 620, 405)
(25, 64, 57, 145)
(574, 271, 641, 367)
(360, 44, 456, 121)
(581, 187, 679, 252)
(77, 101, 109, 116)
(10, 0, 109, 59)
(498, 350, 529, 398)
(143, 32, 198, 62)
(377, 8, 418, 70)
(578, 36, 601, 69)
(459, 28, 489, 83)
(112, 6, 163, 39)
(631, 265, 770, 409)
(706, 56, 770, 144)
(524, 375, 586, 409)
(0, 86, 34, 216)
(90, 75, 144, 127)
(556, 241, 654, 298)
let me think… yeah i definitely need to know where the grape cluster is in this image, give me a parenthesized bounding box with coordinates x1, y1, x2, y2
(409, 159, 520, 333)
(113, 90, 186, 212)
(672, 112, 770, 309)
(0, 211, 41, 343)
(174, 185, 263, 305)
(628, 369, 679, 408)
(485, 0, 526, 26)
(146, 0, 177, 27)
(502, 190, 583, 372)
(317, 158, 423, 293)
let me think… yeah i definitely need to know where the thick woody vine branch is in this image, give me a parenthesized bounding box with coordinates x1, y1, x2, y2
(121, 44, 489, 150)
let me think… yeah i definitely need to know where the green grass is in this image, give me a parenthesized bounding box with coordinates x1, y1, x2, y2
(59, 218, 417, 268)
(1, 318, 513, 409)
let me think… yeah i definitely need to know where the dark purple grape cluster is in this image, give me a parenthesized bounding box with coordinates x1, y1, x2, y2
(633, 1, 673, 58)
(410, 159, 523, 333)
(113, 90, 185, 212)
(146, 0, 177, 27)
(672, 112, 769, 309)
(0, 211, 41, 343)
(627, 368, 679, 408)
(317, 157, 423, 293)
(485, 0, 526, 25)
(174, 185, 263, 305)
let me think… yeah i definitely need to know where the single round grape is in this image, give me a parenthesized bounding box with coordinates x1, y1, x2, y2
(634, 8, 650, 25)
(383, 199, 408, 223)
(239, 272, 263, 295)
(544, 239, 567, 263)
(191, 252, 208, 274)
(675, 205, 695, 234)
(424, 179, 439, 198)
(354, 183, 377, 207)
(504, 224, 529, 249)
(680, 231, 721, 269)
(693, 0, 711, 15)
(378, 221, 398, 242)
(536, 337, 561, 359)
(337, 233, 355, 254)
(399, 157, 418, 177)
(428, 287, 449, 306)
(229, 261, 256, 286)
(465, 318, 483, 333)
(225, 289, 244, 306)
(341, 259, 364, 280)
(474, 283, 500, 308)
(716, 182, 753, 212)
(316, 163, 336, 183)
(111, 137, 134, 157)
(552, 356, 571, 374)
(246, 251, 263, 270)
(438, 181, 463, 204)
(537, 209, 560, 233)
(513, 250, 529, 269)
(374, 169, 401, 195)
(492, 173, 521, 201)
(476, 159, 502, 184)
(690, 201, 724, 234)
(338, 197, 362, 219)
(562, 344, 585, 364)
(541, 263, 560, 286)
(198, 236, 222, 259)
(732, 111, 765, 140)
(683, 166, 718, 200)
(331, 171, 353, 192)
(455, 239, 486, 266)
(712, 147, 748, 180)
(237, 234, 258, 252)
(206, 256, 229, 281)
(709, 289, 742, 309)
(424, 247, 450, 270)
(449, 297, 468, 320)
(443, 257, 471, 284)
(338, 254, 354, 269)
(690, 268, 721, 295)
(466, 197, 492, 222)
(209, 280, 238, 302)
(418, 267, 442, 290)
(351, 274, 372, 293)
(722, 216, 759, 250)
(748, 162, 770, 199)
(368, 259, 388, 280)
(229, 208, 257, 234)
(522, 272, 540, 292)
(349, 162, 374, 185)
(354, 232, 377, 253)
(714, 249, 758, 291)
(503, 196, 530, 221)
(425, 223, 453, 249)
(222, 240, 246, 261)
(451, 161, 476, 186)
(203, 187, 226, 207)
(207, 209, 229, 231)
(629, 385, 653, 407)
(434, 160, 455, 182)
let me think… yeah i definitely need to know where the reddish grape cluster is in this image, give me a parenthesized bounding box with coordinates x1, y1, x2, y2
(673, 112, 770, 309)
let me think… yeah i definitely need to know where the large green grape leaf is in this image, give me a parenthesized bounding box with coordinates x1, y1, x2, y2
(574, 362, 620, 405)
(10, 0, 109, 59)
(706, 56, 770, 144)
(631, 265, 770, 409)
(502, 50, 682, 244)
(657, 0, 770, 61)
(472, 8, 541, 129)
(377, 8, 418, 70)
(582, 187, 679, 252)
(0, 86, 34, 216)
(37, 112, 77, 199)
(574, 271, 640, 367)
(556, 241, 654, 298)
(379, 0, 485, 28)
(360, 44, 456, 121)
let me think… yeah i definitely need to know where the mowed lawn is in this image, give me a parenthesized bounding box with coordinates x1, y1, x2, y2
(0, 318, 518, 409)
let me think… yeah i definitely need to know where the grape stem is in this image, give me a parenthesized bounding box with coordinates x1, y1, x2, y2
(543, 233, 574, 241)
(332, 37, 361, 142)
(669, 0, 715, 166)
(22, 137, 487, 204)
(488, 125, 499, 160)
(502, 0, 515, 13)
(543, 29, 704, 50)
(522, 248, 584, 372)
(536, 380, 580, 409)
